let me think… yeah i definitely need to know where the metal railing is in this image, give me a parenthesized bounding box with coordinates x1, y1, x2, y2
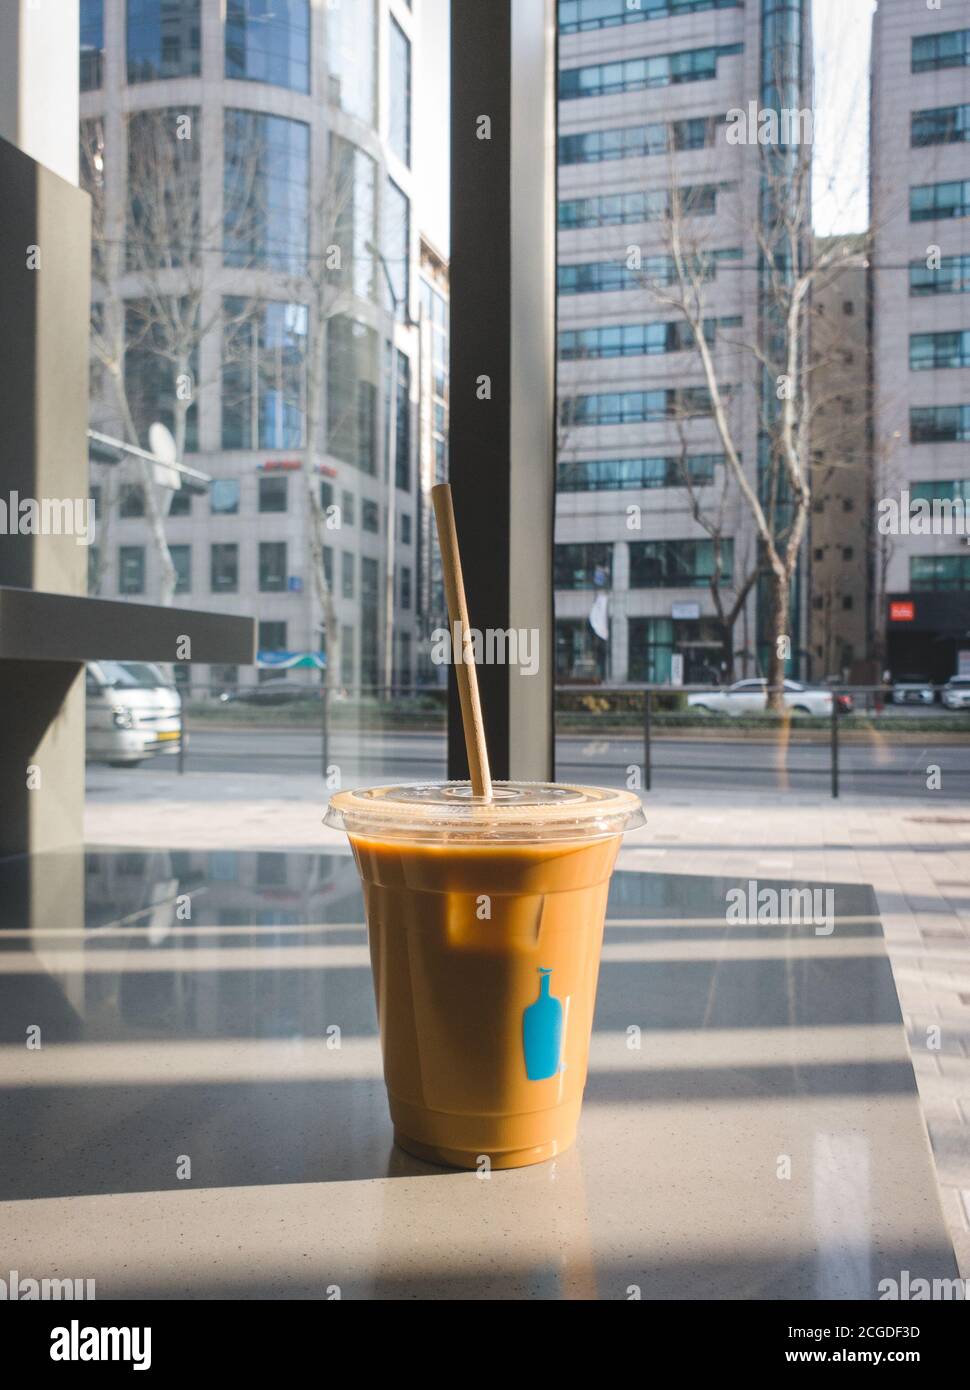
(143, 679, 970, 801)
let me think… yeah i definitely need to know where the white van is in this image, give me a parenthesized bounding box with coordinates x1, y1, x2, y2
(85, 661, 182, 767)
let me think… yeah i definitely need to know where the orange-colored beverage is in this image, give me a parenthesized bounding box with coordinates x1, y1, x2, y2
(325, 782, 643, 1170)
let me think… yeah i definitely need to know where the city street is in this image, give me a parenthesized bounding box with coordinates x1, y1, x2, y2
(100, 725, 970, 800)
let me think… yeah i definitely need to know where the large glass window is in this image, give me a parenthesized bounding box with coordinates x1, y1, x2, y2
(119, 546, 146, 595)
(558, 249, 740, 294)
(360, 557, 380, 687)
(80, 0, 104, 90)
(557, 455, 722, 492)
(222, 298, 308, 450)
(330, 136, 377, 302)
(558, 115, 723, 165)
(126, 107, 201, 270)
(258, 475, 288, 513)
(395, 348, 411, 491)
(326, 0, 376, 126)
(559, 184, 726, 229)
(554, 543, 613, 590)
(170, 544, 191, 594)
(124, 300, 199, 451)
(629, 539, 734, 589)
(389, 16, 412, 166)
(327, 316, 379, 473)
(225, 0, 310, 92)
(565, 386, 721, 426)
(224, 110, 309, 273)
(559, 319, 732, 360)
(211, 543, 239, 593)
(210, 480, 240, 514)
(127, 0, 201, 84)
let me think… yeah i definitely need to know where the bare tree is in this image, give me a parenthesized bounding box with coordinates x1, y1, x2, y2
(83, 107, 257, 605)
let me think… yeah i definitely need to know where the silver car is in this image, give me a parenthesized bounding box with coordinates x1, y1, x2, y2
(687, 678, 833, 717)
(942, 677, 970, 710)
(892, 674, 935, 706)
(86, 661, 182, 766)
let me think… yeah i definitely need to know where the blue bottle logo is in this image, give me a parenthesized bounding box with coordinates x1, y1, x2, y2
(522, 967, 564, 1081)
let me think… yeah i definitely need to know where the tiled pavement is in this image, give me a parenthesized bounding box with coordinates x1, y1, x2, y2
(85, 773, 970, 1277)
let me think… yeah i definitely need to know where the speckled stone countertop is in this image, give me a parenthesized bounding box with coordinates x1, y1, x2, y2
(0, 846, 958, 1299)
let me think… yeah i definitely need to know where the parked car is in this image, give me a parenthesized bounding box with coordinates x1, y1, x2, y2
(892, 673, 935, 706)
(217, 677, 317, 706)
(687, 678, 837, 717)
(86, 661, 182, 766)
(942, 676, 970, 710)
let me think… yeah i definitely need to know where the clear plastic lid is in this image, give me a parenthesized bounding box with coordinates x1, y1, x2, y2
(324, 781, 645, 844)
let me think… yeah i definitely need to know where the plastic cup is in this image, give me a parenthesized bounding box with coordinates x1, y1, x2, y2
(324, 781, 644, 1170)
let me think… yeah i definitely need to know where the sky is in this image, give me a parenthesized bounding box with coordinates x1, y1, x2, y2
(413, 0, 878, 256)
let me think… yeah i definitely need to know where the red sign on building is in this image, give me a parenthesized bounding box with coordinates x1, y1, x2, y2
(889, 601, 915, 623)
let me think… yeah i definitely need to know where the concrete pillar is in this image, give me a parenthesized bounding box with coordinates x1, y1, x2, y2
(0, 0, 80, 186)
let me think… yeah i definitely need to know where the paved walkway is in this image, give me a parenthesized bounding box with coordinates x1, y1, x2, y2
(85, 771, 970, 1277)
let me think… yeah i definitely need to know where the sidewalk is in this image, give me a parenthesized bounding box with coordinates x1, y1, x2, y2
(85, 771, 970, 1277)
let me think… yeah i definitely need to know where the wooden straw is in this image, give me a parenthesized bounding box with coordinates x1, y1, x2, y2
(431, 483, 493, 799)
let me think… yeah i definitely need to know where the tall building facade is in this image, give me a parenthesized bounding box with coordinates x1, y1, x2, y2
(80, 0, 420, 692)
(808, 237, 871, 682)
(555, 0, 812, 686)
(871, 0, 970, 683)
(417, 232, 449, 685)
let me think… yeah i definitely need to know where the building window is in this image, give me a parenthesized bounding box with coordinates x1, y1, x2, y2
(258, 620, 287, 652)
(360, 557, 379, 687)
(557, 455, 722, 492)
(557, 248, 739, 294)
(119, 546, 145, 595)
(258, 475, 288, 513)
(842, 300, 854, 316)
(384, 179, 410, 319)
(912, 28, 970, 73)
(400, 512, 411, 545)
(910, 405, 970, 443)
(126, 108, 201, 271)
(170, 490, 191, 516)
(559, 43, 743, 101)
(559, 319, 730, 360)
(80, 0, 104, 90)
(910, 330, 970, 370)
(362, 499, 380, 533)
(558, 0, 740, 33)
(400, 566, 411, 610)
(558, 114, 723, 165)
(558, 184, 726, 229)
(222, 298, 307, 450)
(211, 544, 239, 592)
(126, 0, 201, 84)
(629, 539, 733, 589)
(843, 546, 854, 561)
(912, 104, 970, 147)
(210, 479, 240, 514)
(320, 480, 334, 512)
(341, 551, 355, 599)
(124, 301, 199, 451)
(910, 254, 970, 296)
(119, 483, 145, 518)
(326, 0, 376, 126)
(911, 555, 970, 591)
(258, 541, 287, 592)
(910, 479, 970, 503)
(342, 489, 356, 526)
(556, 619, 607, 680)
(327, 316, 379, 474)
(170, 544, 191, 594)
(225, 0, 310, 92)
(389, 16, 412, 167)
(223, 110, 309, 273)
(911, 180, 970, 222)
(395, 349, 411, 490)
(565, 386, 721, 427)
(329, 137, 377, 303)
(841, 595, 853, 611)
(554, 543, 612, 590)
